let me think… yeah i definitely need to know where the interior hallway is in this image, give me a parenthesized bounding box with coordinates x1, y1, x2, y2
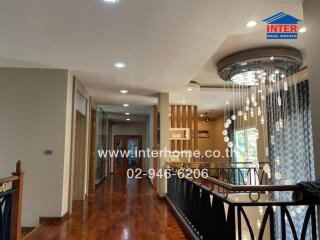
(25, 176, 188, 240)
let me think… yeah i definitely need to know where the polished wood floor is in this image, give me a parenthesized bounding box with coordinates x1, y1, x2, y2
(25, 176, 188, 240)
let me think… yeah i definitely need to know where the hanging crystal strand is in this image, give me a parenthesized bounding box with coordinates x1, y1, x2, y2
(231, 84, 236, 121)
(238, 83, 243, 117)
(254, 72, 259, 140)
(223, 76, 228, 136)
(276, 70, 281, 132)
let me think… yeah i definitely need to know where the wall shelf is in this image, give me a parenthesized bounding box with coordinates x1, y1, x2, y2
(169, 128, 190, 140)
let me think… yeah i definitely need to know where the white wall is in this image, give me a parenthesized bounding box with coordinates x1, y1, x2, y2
(111, 122, 147, 172)
(0, 68, 71, 227)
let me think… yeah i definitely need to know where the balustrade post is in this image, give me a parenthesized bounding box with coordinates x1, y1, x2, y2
(11, 161, 24, 240)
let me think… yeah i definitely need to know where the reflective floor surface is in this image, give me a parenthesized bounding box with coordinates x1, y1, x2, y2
(25, 176, 188, 240)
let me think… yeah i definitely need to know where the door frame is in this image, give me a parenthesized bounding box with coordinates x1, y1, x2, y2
(113, 135, 142, 175)
(88, 108, 97, 192)
(73, 110, 87, 200)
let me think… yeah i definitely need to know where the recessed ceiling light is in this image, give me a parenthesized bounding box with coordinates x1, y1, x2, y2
(123, 103, 129, 107)
(120, 89, 128, 94)
(246, 20, 257, 28)
(187, 87, 193, 91)
(270, 56, 274, 60)
(114, 62, 126, 69)
(299, 27, 306, 33)
(104, 0, 119, 3)
(200, 114, 204, 117)
(126, 118, 131, 121)
(182, 100, 186, 104)
(125, 112, 130, 116)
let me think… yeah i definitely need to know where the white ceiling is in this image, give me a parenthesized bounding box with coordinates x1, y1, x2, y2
(100, 104, 150, 123)
(0, 0, 304, 113)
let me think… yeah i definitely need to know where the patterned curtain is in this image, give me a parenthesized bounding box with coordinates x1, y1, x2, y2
(267, 80, 315, 239)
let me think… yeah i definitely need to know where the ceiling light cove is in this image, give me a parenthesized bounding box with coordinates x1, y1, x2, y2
(114, 62, 126, 69)
(246, 20, 257, 28)
(104, 0, 119, 3)
(120, 89, 128, 94)
(122, 103, 129, 107)
(299, 27, 306, 33)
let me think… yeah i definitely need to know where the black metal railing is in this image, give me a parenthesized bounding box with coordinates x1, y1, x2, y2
(166, 164, 318, 240)
(0, 189, 16, 239)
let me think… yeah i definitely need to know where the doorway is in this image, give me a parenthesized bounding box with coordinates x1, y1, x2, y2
(113, 135, 142, 175)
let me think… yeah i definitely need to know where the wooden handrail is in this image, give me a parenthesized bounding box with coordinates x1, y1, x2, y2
(167, 162, 301, 192)
(0, 175, 20, 184)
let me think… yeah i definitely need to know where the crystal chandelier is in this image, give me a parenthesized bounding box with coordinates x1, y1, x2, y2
(217, 47, 303, 182)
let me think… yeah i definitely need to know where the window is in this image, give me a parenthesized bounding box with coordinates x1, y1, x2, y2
(235, 127, 258, 162)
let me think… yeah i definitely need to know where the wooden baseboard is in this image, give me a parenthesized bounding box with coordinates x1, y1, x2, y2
(22, 227, 35, 233)
(95, 176, 106, 187)
(22, 223, 44, 240)
(39, 212, 69, 224)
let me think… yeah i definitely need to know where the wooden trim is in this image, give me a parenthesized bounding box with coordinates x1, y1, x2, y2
(176, 105, 181, 151)
(182, 105, 187, 150)
(153, 105, 158, 192)
(39, 212, 69, 224)
(88, 108, 97, 192)
(188, 106, 192, 151)
(193, 106, 198, 160)
(170, 105, 176, 151)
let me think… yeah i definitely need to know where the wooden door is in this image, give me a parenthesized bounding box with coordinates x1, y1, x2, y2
(88, 109, 96, 192)
(113, 135, 142, 176)
(73, 111, 86, 200)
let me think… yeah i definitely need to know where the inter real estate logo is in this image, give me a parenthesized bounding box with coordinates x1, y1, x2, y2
(263, 12, 301, 39)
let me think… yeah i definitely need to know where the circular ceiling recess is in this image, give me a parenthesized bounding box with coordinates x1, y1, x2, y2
(217, 47, 303, 85)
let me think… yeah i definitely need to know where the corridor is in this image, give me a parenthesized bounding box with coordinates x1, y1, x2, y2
(25, 177, 188, 240)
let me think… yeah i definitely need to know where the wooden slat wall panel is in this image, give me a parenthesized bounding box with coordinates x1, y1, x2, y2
(169, 105, 198, 161)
